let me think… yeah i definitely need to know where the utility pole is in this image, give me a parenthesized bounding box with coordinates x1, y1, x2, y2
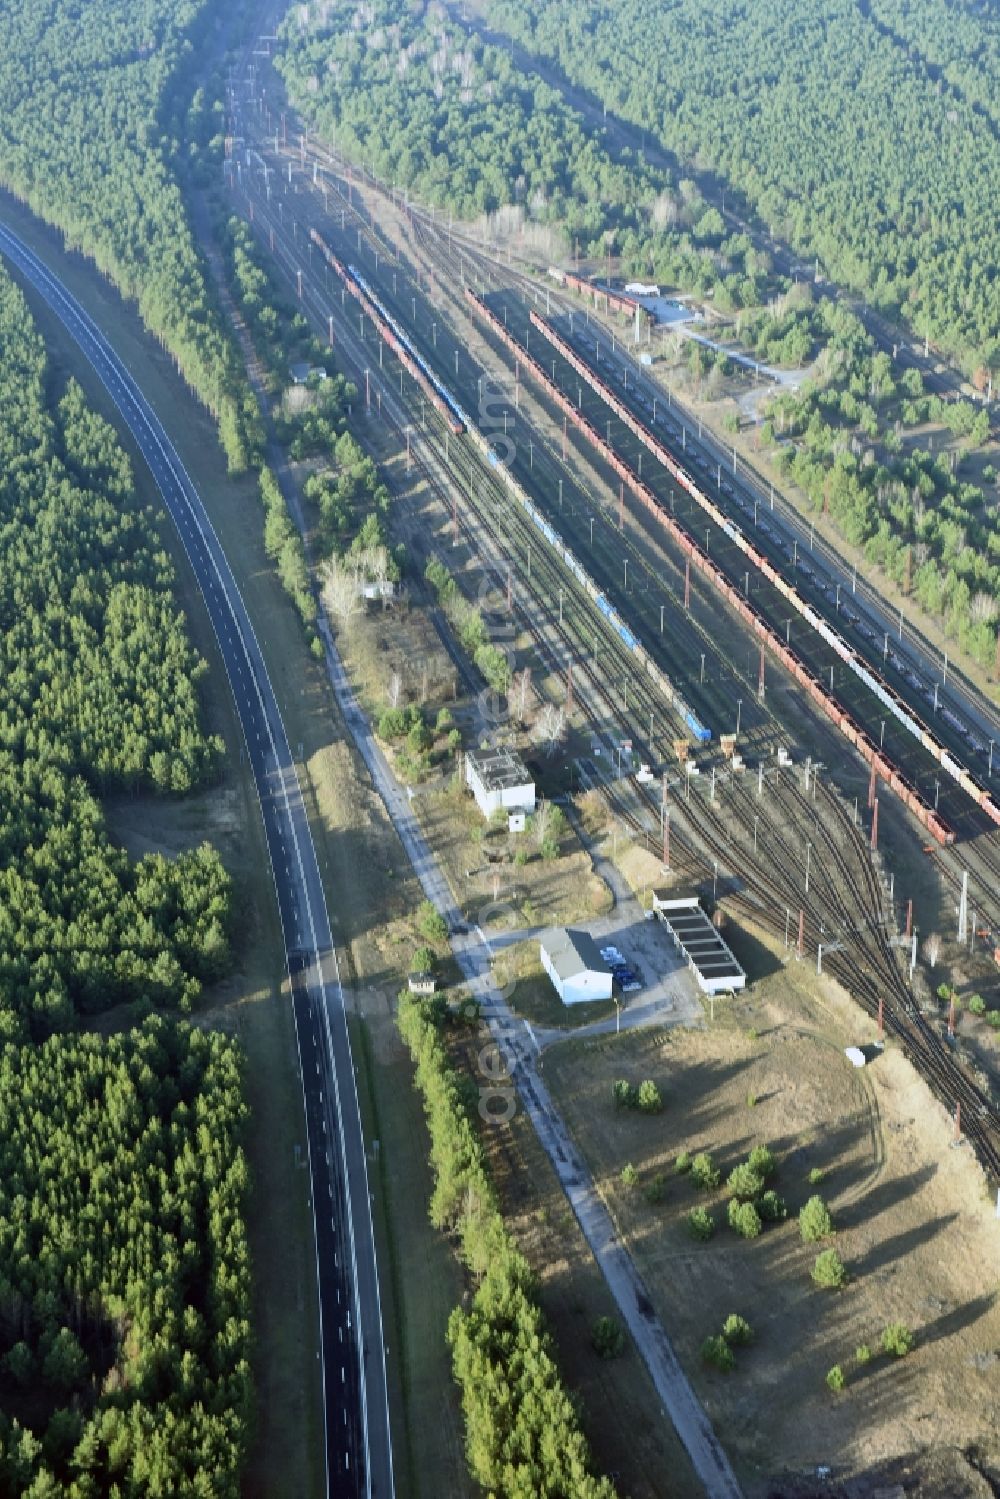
(957, 870, 969, 943)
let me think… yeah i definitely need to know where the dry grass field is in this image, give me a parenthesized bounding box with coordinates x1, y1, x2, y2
(541, 955, 1000, 1494)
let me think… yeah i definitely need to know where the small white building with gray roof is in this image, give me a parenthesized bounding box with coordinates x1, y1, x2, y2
(539, 928, 613, 1006)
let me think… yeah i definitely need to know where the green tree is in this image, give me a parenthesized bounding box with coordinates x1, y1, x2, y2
(726, 1163, 765, 1201)
(727, 1199, 763, 1239)
(799, 1195, 835, 1242)
(690, 1151, 720, 1189)
(687, 1207, 715, 1241)
(637, 1079, 663, 1114)
(881, 1322, 915, 1357)
(722, 1314, 753, 1346)
(591, 1316, 627, 1359)
(812, 1249, 848, 1289)
(417, 900, 449, 944)
(701, 1335, 735, 1372)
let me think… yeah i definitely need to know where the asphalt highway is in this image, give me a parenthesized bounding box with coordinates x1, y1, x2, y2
(0, 222, 394, 1499)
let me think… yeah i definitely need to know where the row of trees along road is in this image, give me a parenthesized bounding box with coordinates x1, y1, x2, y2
(484, 0, 1000, 378)
(0, 260, 253, 1492)
(0, 0, 261, 469)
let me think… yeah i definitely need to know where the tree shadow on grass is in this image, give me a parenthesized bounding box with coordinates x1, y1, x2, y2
(852, 1210, 958, 1276)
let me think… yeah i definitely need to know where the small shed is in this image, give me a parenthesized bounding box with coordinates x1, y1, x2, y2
(465, 747, 535, 820)
(540, 928, 613, 1007)
(408, 972, 437, 997)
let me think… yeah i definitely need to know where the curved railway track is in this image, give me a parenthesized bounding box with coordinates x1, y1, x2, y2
(230, 136, 1000, 1186)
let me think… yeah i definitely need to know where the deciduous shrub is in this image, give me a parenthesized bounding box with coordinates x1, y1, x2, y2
(826, 1364, 846, 1392)
(675, 1150, 693, 1175)
(620, 1163, 639, 1189)
(855, 1344, 872, 1365)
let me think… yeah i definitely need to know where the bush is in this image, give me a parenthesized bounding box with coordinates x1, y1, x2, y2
(417, 900, 449, 944)
(675, 1150, 693, 1175)
(855, 1343, 872, 1365)
(727, 1199, 763, 1239)
(637, 1079, 663, 1114)
(687, 1207, 715, 1241)
(758, 1189, 787, 1222)
(747, 1145, 776, 1180)
(612, 1079, 636, 1110)
(722, 1314, 753, 1346)
(410, 945, 436, 974)
(812, 1249, 848, 1289)
(726, 1163, 765, 1201)
(881, 1322, 915, 1358)
(620, 1163, 639, 1189)
(746, 1091, 758, 1108)
(435, 707, 454, 733)
(591, 1316, 626, 1360)
(378, 707, 408, 740)
(690, 1151, 720, 1189)
(808, 1167, 826, 1186)
(700, 1335, 735, 1372)
(968, 993, 986, 1016)
(799, 1195, 834, 1243)
(826, 1364, 846, 1393)
(643, 1173, 667, 1205)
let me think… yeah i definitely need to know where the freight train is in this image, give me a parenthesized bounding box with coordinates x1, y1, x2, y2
(309, 229, 469, 434)
(311, 230, 708, 745)
(547, 265, 653, 324)
(527, 309, 1000, 833)
(475, 439, 711, 745)
(466, 287, 960, 845)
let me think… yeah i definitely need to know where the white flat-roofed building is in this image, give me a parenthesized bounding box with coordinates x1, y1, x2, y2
(540, 928, 613, 1006)
(465, 747, 535, 819)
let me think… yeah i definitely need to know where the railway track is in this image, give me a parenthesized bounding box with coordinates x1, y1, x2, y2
(227, 114, 1000, 1185)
